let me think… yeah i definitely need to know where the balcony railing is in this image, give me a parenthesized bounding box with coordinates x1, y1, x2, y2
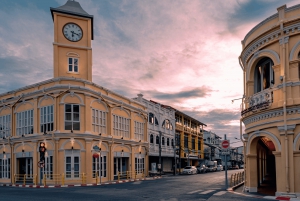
(241, 88, 273, 116)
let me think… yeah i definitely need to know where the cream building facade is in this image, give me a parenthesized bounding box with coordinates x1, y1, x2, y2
(240, 4, 300, 196)
(0, 0, 148, 185)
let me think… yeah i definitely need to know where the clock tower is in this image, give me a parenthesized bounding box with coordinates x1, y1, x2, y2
(50, 0, 94, 81)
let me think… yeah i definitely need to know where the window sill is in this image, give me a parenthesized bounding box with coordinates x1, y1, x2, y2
(67, 71, 80, 75)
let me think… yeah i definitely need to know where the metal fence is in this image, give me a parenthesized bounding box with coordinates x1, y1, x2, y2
(229, 171, 244, 187)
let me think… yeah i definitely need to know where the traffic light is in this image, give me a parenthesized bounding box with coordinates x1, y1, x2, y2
(39, 142, 47, 163)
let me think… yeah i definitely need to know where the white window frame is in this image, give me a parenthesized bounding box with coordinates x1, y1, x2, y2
(113, 115, 130, 138)
(65, 104, 80, 131)
(65, 150, 80, 179)
(92, 108, 107, 134)
(68, 57, 79, 73)
(40, 105, 54, 133)
(92, 153, 107, 178)
(135, 157, 144, 174)
(0, 154, 10, 179)
(16, 109, 33, 136)
(0, 115, 11, 138)
(134, 121, 144, 141)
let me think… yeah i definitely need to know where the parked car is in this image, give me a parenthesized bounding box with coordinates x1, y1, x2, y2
(182, 166, 197, 174)
(217, 165, 223, 171)
(197, 165, 207, 174)
(207, 165, 217, 172)
(240, 164, 244, 169)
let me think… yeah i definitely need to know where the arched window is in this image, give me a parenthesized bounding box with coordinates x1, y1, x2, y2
(254, 57, 274, 93)
(155, 117, 159, 126)
(156, 136, 159, 144)
(167, 138, 169, 146)
(149, 113, 154, 124)
(162, 119, 171, 129)
(150, 134, 153, 143)
(162, 137, 165, 145)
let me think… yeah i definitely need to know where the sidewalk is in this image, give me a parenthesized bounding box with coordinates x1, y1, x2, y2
(0, 176, 162, 189)
(230, 185, 300, 201)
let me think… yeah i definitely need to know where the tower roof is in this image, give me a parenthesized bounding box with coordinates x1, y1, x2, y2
(50, 0, 94, 39)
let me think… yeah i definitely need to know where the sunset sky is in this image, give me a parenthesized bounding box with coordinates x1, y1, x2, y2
(0, 0, 298, 144)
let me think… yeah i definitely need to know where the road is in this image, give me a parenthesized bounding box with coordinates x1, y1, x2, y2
(0, 169, 266, 201)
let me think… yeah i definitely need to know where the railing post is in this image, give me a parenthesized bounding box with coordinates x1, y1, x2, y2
(13, 174, 16, 184)
(126, 171, 129, 180)
(23, 174, 26, 185)
(118, 171, 120, 181)
(62, 173, 65, 186)
(96, 172, 98, 184)
(135, 171, 137, 179)
(43, 174, 46, 186)
(230, 174, 233, 187)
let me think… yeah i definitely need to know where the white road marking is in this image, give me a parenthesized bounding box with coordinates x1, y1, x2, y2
(187, 189, 203, 194)
(199, 190, 215, 194)
(213, 191, 227, 196)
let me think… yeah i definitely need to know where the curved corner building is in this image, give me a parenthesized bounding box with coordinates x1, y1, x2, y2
(240, 4, 300, 196)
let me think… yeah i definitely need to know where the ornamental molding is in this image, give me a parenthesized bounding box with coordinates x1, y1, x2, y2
(0, 77, 145, 110)
(243, 106, 300, 126)
(279, 36, 289, 45)
(242, 22, 300, 65)
(37, 95, 54, 108)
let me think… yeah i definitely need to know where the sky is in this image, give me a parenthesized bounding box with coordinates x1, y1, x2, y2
(0, 0, 298, 145)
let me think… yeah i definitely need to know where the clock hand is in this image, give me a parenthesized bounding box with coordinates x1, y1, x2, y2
(71, 31, 80, 36)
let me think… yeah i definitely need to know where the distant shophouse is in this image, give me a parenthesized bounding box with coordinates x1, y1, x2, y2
(175, 111, 206, 169)
(133, 95, 176, 173)
(203, 131, 222, 164)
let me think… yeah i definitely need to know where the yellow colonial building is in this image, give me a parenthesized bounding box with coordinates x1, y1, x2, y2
(175, 110, 206, 168)
(240, 4, 300, 196)
(0, 0, 148, 185)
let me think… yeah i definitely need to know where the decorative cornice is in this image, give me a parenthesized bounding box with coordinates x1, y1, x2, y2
(0, 77, 145, 110)
(243, 105, 300, 126)
(277, 124, 296, 135)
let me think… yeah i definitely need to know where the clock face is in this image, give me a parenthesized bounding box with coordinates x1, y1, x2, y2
(62, 23, 83, 42)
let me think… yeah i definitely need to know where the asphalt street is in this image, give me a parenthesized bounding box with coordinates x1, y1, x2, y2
(0, 169, 267, 201)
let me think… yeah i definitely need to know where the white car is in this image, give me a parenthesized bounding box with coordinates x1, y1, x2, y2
(217, 165, 223, 171)
(182, 166, 197, 174)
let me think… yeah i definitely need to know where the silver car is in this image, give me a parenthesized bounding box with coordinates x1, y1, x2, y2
(182, 166, 197, 174)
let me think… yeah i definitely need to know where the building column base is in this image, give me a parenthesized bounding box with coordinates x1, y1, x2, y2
(275, 191, 299, 198)
(244, 186, 257, 192)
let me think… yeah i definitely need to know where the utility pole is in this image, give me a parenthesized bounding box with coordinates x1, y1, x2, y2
(224, 134, 228, 189)
(159, 131, 162, 176)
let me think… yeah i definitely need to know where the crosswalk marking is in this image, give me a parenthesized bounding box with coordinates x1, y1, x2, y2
(213, 191, 227, 196)
(187, 189, 203, 194)
(199, 190, 215, 194)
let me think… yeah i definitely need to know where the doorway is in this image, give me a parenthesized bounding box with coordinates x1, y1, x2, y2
(114, 157, 129, 180)
(17, 157, 33, 182)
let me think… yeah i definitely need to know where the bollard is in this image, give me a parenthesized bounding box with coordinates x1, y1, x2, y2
(126, 171, 129, 180)
(142, 170, 145, 179)
(61, 174, 64, 186)
(43, 174, 46, 186)
(135, 171, 137, 179)
(96, 172, 98, 184)
(118, 172, 120, 181)
(34, 174, 37, 185)
(13, 174, 16, 184)
(23, 174, 26, 185)
(82, 173, 84, 184)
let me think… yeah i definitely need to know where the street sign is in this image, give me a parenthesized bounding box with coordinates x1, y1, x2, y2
(221, 140, 230, 149)
(221, 151, 230, 155)
(93, 145, 100, 152)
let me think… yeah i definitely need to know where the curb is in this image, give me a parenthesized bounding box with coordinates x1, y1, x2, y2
(227, 184, 300, 201)
(0, 176, 162, 189)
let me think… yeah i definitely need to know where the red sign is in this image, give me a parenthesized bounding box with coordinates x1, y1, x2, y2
(221, 140, 230, 149)
(93, 153, 99, 158)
